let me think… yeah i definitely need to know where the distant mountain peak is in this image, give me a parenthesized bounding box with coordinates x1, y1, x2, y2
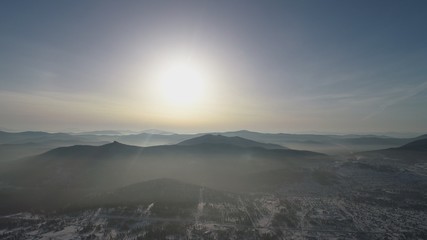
(177, 134, 286, 149)
(99, 141, 140, 150)
(141, 129, 175, 135)
(233, 130, 256, 133)
(101, 141, 126, 147)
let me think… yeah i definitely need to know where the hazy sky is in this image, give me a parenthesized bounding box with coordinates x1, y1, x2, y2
(1, 0, 426, 133)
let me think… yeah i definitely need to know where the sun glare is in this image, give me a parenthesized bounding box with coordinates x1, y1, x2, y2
(152, 58, 210, 109)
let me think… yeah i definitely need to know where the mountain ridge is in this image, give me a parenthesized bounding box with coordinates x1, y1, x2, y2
(177, 134, 287, 149)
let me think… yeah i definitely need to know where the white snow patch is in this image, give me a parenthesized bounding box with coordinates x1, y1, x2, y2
(40, 225, 78, 240)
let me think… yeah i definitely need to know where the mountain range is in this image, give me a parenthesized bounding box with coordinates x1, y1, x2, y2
(0, 134, 330, 213)
(0, 130, 426, 240)
(1, 130, 426, 163)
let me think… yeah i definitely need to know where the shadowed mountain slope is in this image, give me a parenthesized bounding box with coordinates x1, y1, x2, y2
(353, 138, 427, 168)
(397, 139, 427, 151)
(40, 141, 142, 159)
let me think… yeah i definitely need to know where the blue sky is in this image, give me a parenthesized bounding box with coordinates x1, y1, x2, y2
(1, 0, 426, 133)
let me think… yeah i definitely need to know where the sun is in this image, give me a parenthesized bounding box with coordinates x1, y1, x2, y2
(144, 52, 218, 119)
(153, 58, 209, 108)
